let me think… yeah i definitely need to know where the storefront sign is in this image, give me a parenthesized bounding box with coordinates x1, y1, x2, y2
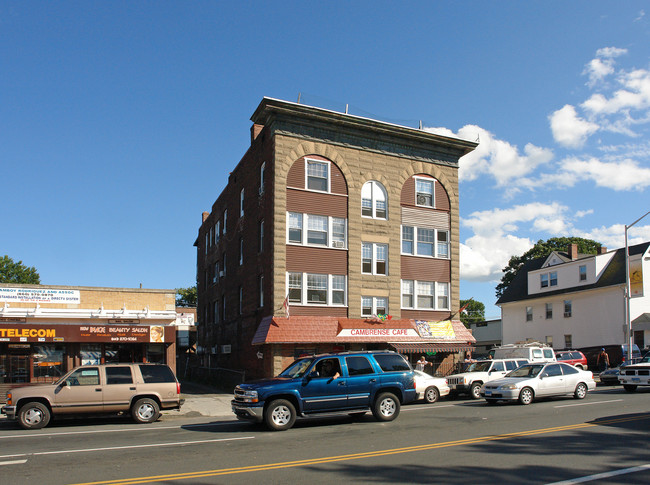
(0, 288, 81, 304)
(415, 320, 457, 339)
(337, 328, 419, 337)
(0, 324, 173, 343)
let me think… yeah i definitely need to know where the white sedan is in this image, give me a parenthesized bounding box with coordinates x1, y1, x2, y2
(480, 362, 596, 405)
(414, 370, 450, 403)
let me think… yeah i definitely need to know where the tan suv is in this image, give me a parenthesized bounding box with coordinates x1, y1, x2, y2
(1, 363, 183, 429)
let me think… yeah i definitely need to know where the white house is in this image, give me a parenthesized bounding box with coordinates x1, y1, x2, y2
(496, 242, 650, 350)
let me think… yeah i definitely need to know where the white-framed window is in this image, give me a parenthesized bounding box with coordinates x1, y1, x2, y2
(401, 279, 450, 310)
(540, 271, 558, 288)
(287, 212, 347, 249)
(223, 209, 227, 234)
(401, 225, 450, 259)
(415, 177, 434, 207)
(288, 272, 302, 303)
(259, 275, 264, 308)
(286, 272, 347, 306)
(307, 215, 328, 245)
(213, 262, 219, 284)
(401, 280, 414, 308)
(362, 243, 388, 275)
(545, 335, 553, 346)
(204, 233, 209, 255)
(361, 181, 387, 219)
(288, 212, 302, 243)
(526, 306, 533, 322)
(579, 265, 587, 281)
(239, 238, 244, 265)
(240, 188, 245, 217)
(306, 159, 329, 192)
(545, 302, 553, 319)
(259, 220, 264, 252)
(215, 221, 220, 244)
(437, 283, 449, 309)
(259, 162, 266, 195)
(564, 300, 572, 318)
(402, 226, 414, 254)
(361, 296, 388, 317)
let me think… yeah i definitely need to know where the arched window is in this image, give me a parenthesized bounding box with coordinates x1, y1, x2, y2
(361, 181, 387, 219)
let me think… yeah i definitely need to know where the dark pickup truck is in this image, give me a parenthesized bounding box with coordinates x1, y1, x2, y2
(232, 351, 417, 430)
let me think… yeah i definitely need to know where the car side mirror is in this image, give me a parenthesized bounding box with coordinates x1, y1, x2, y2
(308, 370, 319, 378)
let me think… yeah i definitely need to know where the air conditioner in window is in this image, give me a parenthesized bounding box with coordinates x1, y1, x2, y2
(332, 241, 345, 248)
(417, 195, 429, 205)
(221, 345, 231, 354)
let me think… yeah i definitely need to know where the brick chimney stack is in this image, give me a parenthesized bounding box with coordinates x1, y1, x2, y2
(568, 244, 578, 260)
(202, 211, 209, 223)
(597, 246, 607, 254)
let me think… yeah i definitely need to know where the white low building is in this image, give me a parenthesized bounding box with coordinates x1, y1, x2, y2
(496, 242, 650, 350)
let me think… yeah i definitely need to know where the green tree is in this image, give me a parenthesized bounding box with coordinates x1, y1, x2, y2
(495, 237, 603, 299)
(459, 298, 485, 327)
(0, 255, 40, 284)
(176, 286, 197, 307)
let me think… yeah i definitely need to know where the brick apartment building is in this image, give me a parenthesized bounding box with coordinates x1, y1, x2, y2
(195, 97, 477, 379)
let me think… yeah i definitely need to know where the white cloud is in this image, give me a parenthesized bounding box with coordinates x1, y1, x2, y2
(460, 202, 573, 281)
(583, 47, 626, 87)
(576, 223, 650, 249)
(549, 104, 599, 148)
(426, 125, 553, 186)
(560, 156, 650, 190)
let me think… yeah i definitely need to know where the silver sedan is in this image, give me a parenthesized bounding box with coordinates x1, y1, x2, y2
(480, 362, 596, 405)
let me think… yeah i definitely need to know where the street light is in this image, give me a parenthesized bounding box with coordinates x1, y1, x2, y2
(625, 210, 650, 362)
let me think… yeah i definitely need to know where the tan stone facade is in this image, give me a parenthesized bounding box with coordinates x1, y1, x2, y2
(196, 98, 476, 379)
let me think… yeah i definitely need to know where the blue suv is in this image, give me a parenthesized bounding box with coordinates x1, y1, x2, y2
(231, 351, 417, 430)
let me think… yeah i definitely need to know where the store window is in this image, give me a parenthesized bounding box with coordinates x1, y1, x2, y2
(147, 344, 164, 364)
(33, 344, 65, 382)
(81, 344, 102, 366)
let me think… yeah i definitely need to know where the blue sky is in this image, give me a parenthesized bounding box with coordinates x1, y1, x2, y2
(2, 2, 650, 318)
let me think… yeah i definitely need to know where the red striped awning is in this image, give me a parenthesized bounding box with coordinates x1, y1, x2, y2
(390, 342, 474, 354)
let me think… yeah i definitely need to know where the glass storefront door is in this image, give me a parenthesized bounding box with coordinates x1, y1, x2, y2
(0, 345, 30, 384)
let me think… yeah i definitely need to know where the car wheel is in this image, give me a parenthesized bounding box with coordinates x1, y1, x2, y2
(623, 385, 638, 392)
(485, 399, 499, 406)
(264, 399, 296, 431)
(470, 382, 482, 400)
(131, 398, 160, 424)
(372, 392, 400, 422)
(18, 402, 51, 430)
(518, 387, 534, 405)
(574, 382, 588, 399)
(424, 386, 440, 403)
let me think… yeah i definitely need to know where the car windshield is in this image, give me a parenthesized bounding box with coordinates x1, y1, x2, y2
(467, 361, 492, 372)
(506, 364, 545, 378)
(278, 358, 314, 378)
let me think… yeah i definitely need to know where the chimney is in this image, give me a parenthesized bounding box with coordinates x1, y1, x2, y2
(568, 244, 578, 260)
(250, 123, 264, 144)
(202, 211, 210, 223)
(598, 246, 607, 255)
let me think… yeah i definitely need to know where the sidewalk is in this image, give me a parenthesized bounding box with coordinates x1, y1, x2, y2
(161, 380, 234, 419)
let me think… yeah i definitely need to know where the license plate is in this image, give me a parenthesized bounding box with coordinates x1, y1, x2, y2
(632, 378, 640, 382)
(485, 390, 491, 396)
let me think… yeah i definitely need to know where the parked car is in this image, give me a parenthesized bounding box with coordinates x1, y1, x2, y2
(413, 370, 449, 403)
(598, 366, 623, 385)
(231, 351, 417, 431)
(618, 353, 650, 391)
(480, 362, 596, 405)
(446, 359, 528, 399)
(555, 350, 588, 370)
(1, 363, 183, 429)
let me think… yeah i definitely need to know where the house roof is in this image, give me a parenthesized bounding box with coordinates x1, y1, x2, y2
(252, 316, 475, 346)
(496, 242, 650, 305)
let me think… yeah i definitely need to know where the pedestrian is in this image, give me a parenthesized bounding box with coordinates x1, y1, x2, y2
(415, 355, 430, 372)
(597, 348, 610, 372)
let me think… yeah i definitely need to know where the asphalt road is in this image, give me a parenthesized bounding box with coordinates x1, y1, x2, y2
(1, 386, 649, 485)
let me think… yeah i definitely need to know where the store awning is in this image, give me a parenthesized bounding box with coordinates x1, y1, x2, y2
(390, 342, 474, 353)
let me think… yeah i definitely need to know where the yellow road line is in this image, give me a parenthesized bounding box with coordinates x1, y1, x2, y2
(71, 414, 650, 485)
